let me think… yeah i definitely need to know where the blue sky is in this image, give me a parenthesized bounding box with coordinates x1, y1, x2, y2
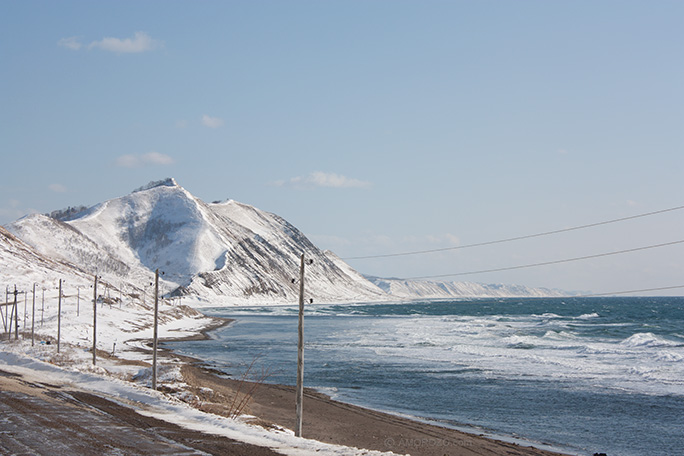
(1, 1, 683, 295)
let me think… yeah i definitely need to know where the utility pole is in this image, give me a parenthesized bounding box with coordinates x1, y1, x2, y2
(295, 254, 313, 437)
(23, 292, 27, 330)
(12, 286, 18, 340)
(4, 286, 7, 330)
(57, 279, 62, 353)
(31, 283, 35, 346)
(0, 289, 5, 334)
(6, 289, 11, 341)
(3, 286, 7, 335)
(152, 269, 160, 390)
(93, 275, 98, 365)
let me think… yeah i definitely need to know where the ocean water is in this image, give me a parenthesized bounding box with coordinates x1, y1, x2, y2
(166, 297, 684, 456)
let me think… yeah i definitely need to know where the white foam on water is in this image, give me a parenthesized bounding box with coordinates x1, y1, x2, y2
(313, 313, 684, 397)
(620, 332, 681, 348)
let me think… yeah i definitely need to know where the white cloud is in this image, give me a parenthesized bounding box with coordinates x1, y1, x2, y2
(142, 151, 174, 165)
(201, 115, 224, 128)
(88, 32, 162, 54)
(274, 171, 371, 189)
(309, 171, 371, 188)
(48, 183, 67, 193)
(115, 152, 175, 168)
(58, 36, 83, 50)
(175, 120, 188, 129)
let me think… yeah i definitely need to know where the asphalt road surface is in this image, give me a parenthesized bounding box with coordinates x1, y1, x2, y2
(0, 369, 280, 456)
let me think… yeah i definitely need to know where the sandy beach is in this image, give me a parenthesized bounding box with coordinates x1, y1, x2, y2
(179, 361, 570, 456)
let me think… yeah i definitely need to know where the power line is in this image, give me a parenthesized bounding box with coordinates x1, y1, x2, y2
(576, 285, 684, 297)
(402, 239, 684, 280)
(343, 204, 684, 260)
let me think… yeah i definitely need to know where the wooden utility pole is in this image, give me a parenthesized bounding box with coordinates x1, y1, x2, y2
(4, 289, 13, 341)
(93, 275, 98, 365)
(152, 269, 159, 390)
(6, 286, 9, 335)
(31, 283, 35, 346)
(0, 292, 5, 334)
(4, 287, 7, 333)
(57, 279, 62, 353)
(23, 292, 27, 330)
(295, 254, 306, 437)
(3, 286, 7, 335)
(12, 287, 18, 340)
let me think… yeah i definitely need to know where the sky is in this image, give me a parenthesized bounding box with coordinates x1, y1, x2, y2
(1, 0, 683, 295)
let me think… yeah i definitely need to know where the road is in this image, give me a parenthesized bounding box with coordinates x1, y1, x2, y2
(0, 369, 280, 456)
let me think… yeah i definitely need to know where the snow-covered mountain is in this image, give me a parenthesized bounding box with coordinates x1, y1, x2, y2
(6, 179, 387, 306)
(0, 221, 214, 360)
(366, 276, 567, 299)
(0, 225, 88, 288)
(4, 178, 567, 306)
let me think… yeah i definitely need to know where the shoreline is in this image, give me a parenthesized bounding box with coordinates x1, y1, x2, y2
(179, 361, 573, 456)
(160, 314, 573, 456)
(0, 307, 574, 455)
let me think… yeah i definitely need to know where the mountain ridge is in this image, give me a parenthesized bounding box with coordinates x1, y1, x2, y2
(365, 275, 567, 299)
(4, 179, 567, 305)
(6, 179, 388, 305)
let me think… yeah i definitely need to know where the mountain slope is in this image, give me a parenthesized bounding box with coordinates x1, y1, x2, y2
(191, 198, 387, 303)
(5, 178, 566, 305)
(0, 225, 88, 289)
(367, 276, 567, 299)
(7, 179, 386, 305)
(0, 225, 213, 362)
(7, 213, 134, 278)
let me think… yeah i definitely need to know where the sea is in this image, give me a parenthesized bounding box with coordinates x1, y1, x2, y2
(166, 297, 684, 456)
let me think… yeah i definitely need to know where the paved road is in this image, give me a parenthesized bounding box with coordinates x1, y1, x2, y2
(0, 370, 280, 456)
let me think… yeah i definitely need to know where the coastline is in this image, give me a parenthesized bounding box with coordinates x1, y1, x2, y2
(0, 309, 573, 455)
(179, 361, 572, 456)
(161, 314, 573, 456)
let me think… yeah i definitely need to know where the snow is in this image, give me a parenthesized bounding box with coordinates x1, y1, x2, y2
(6, 180, 389, 307)
(0, 350, 400, 456)
(366, 276, 567, 299)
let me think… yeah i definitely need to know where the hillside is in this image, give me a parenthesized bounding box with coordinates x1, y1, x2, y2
(367, 276, 567, 299)
(4, 179, 567, 306)
(6, 179, 387, 306)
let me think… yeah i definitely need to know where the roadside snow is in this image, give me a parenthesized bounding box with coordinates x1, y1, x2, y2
(0, 347, 401, 456)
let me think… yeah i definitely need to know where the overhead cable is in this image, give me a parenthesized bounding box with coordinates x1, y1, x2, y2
(343, 204, 684, 260)
(401, 239, 684, 280)
(576, 285, 684, 297)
